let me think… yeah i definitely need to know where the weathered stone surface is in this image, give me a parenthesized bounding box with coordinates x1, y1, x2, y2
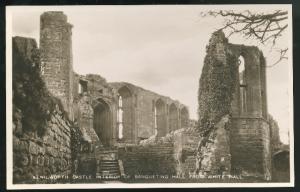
(198, 115, 231, 175)
(75, 92, 100, 144)
(40, 11, 74, 116)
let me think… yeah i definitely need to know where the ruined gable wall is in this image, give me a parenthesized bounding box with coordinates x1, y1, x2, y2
(197, 30, 271, 180)
(229, 45, 271, 179)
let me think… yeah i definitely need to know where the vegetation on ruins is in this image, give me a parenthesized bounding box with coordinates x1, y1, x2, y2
(13, 39, 65, 137)
(201, 10, 288, 67)
(197, 31, 238, 135)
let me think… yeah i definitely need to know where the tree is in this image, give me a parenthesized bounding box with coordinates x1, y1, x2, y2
(201, 10, 289, 67)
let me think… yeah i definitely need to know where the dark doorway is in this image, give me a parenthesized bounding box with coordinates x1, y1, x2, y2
(93, 99, 112, 147)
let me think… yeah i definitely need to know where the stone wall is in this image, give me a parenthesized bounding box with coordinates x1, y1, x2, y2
(12, 36, 73, 184)
(118, 143, 176, 177)
(272, 149, 290, 182)
(230, 117, 271, 179)
(268, 115, 282, 153)
(173, 129, 200, 177)
(13, 108, 73, 184)
(198, 115, 231, 176)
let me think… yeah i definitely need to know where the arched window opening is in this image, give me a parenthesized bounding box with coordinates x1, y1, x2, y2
(117, 95, 123, 139)
(180, 107, 189, 128)
(239, 56, 247, 114)
(117, 86, 133, 141)
(155, 99, 167, 137)
(169, 103, 179, 132)
(154, 105, 158, 136)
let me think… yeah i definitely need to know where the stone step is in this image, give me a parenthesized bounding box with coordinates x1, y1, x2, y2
(99, 166, 119, 170)
(100, 160, 119, 163)
(95, 149, 118, 152)
(98, 169, 120, 173)
(99, 164, 119, 168)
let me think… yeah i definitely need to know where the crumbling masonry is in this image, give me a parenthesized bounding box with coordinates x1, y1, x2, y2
(12, 11, 287, 183)
(196, 30, 286, 180)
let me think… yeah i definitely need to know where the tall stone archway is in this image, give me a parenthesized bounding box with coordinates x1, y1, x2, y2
(180, 107, 189, 128)
(117, 86, 134, 142)
(93, 98, 112, 147)
(169, 103, 179, 132)
(155, 99, 167, 137)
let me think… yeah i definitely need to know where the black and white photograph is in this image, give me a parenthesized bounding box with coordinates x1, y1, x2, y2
(6, 5, 293, 189)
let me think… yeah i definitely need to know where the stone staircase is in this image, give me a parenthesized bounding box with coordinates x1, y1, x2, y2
(97, 159, 121, 179)
(95, 148, 123, 180)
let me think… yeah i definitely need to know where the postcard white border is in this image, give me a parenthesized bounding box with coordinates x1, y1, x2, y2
(6, 4, 294, 189)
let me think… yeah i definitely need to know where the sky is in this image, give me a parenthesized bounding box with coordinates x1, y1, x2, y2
(7, 5, 292, 144)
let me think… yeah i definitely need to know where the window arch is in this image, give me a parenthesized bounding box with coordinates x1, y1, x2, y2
(169, 103, 179, 132)
(155, 99, 167, 137)
(117, 86, 133, 141)
(238, 55, 247, 114)
(180, 107, 189, 128)
(93, 98, 112, 147)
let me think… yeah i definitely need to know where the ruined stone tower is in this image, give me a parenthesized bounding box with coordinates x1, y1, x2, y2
(197, 30, 271, 180)
(40, 11, 74, 117)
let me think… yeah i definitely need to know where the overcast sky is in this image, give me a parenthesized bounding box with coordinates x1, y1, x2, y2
(7, 5, 292, 144)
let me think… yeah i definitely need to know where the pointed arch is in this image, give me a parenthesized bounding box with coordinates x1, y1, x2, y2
(155, 98, 167, 137)
(117, 85, 134, 142)
(180, 107, 189, 128)
(238, 55, 247, 114)
(93, 98, 112, 147)
(169, 103, 179, 132)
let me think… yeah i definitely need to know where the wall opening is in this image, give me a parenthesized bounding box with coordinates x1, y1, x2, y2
(169, 103, 179, 132)
(93, 98, 112, 147)
(117, 86, 133, 142)
(155, 99, 167, 137)
(180, 107, 189, 128)
(238, 56, 247, 115)
(78, 79, 88, 94)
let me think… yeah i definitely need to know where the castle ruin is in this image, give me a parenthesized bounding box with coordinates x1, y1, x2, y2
(12, 11, 289, 183)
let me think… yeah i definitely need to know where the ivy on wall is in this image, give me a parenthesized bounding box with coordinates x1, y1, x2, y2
(12, 38, 65, 137)
(197, 31, 238, 135)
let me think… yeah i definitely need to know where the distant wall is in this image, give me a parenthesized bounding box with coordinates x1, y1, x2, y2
(110, 82, 189, 143)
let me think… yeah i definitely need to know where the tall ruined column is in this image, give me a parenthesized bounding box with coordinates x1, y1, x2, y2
(40, 11, 74, 118)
